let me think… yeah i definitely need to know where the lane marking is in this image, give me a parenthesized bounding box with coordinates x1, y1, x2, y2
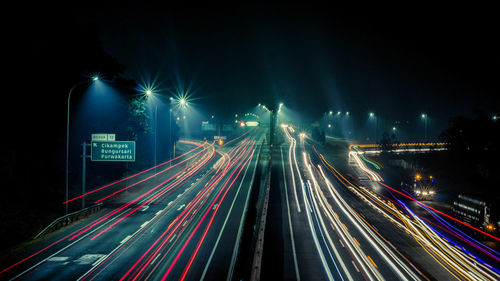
(351, 260, 360, 273)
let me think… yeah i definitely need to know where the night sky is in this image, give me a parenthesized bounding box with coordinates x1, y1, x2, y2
(6, 3, 500, 134)
(81, 3, 499, 125)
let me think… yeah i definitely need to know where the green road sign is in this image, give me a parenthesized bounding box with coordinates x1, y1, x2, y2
(91, 141, 135, 162)
(201, 122, 216, 131)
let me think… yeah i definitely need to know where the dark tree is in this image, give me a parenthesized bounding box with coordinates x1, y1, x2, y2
(439, 111, 500, 182)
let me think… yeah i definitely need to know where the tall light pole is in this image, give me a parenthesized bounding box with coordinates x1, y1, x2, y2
(369, 112, 377, 142)
(421, 113, 427, 141)
(65, 75, 98, 214)
(169, 97, 174, 164)
(144, 89, 159, 171)
(173, 96, 188, 159)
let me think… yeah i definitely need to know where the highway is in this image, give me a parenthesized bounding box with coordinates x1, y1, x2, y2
(0, 130, 264, 281)
(261, 126, 500, 281)
(2, 125, 500, 281)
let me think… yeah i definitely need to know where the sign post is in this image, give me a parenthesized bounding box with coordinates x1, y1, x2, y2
(76, 136, 135, 210)
(81, 142, 90, 209)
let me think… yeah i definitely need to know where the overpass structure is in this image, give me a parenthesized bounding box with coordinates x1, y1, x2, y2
(350, 142, 448, 155)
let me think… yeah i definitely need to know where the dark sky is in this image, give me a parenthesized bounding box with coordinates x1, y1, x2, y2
(12, 3, 500, 131)
(80, 3, 498, 125)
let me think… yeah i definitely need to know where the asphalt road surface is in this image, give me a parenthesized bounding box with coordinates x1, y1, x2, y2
(260, 126, 500, 281)
(1, 130, 264, 281)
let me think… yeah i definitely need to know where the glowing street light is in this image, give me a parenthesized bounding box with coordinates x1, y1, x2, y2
(179, 97, 187, 107)
(65, 76, 100, 213)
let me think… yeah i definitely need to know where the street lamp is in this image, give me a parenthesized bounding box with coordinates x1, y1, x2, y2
(179, 97, 187, 107)
(65, 75, 99, 213)
(421, 113, 428, 141)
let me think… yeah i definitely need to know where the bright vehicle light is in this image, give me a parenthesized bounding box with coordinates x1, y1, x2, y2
(246, 121, 259, 127)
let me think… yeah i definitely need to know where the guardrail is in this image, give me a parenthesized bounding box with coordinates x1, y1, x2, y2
(33, 203, 103, 240)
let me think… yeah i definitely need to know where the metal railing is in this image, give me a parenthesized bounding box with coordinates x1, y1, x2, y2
(33, 203, 102, 240)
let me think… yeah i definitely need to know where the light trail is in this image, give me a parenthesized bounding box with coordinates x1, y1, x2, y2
(317, 145, 500, 280)
(348, 151, 382, 181)
(377, 181, 500, 242)
(121, 141, 250, 280)
(279, 146, 301, 281)
(63, 140, 207, 205)
(349, 142, 500, 243)
(150, 140, 255, 280)
(178, 144, 256, 281)
(283, 126, 301, 212)
(0, 141, 213, 278)
(300, 150, 343, 281)
(308, 150, 418, 280)
(118, 136, 257, 281)
(69, 144, 215, 242)
(93, 142, 213, 203)
(76, 157, 223, 281)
